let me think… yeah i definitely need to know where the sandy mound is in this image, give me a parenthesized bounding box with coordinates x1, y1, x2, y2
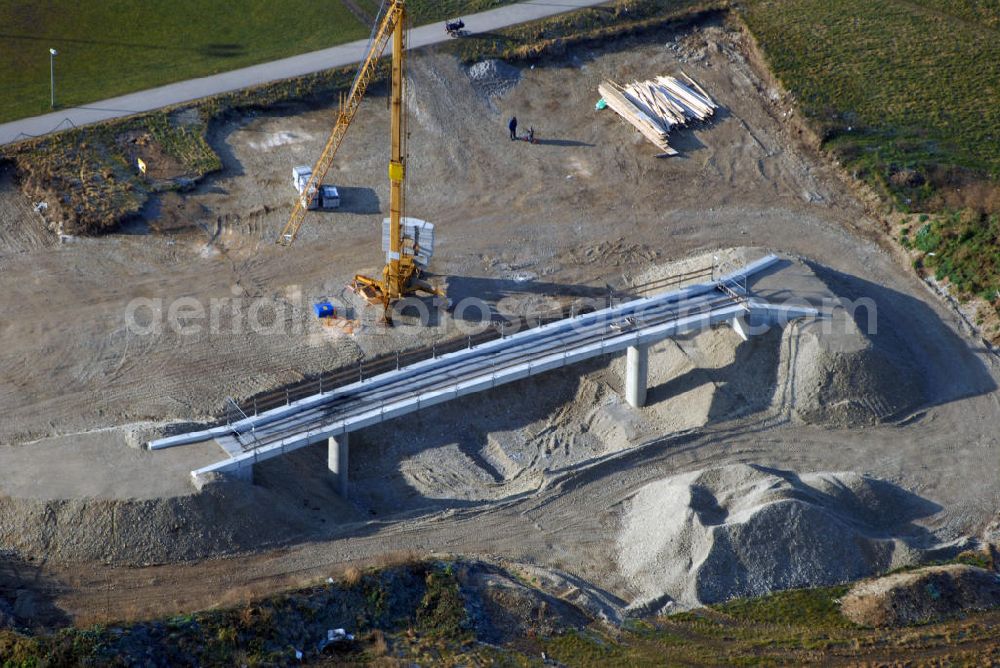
(635, 250, 926, 429)
(617, 464, 940, 610)
(841, 564, 1000, 627)
(0, 490, 291, 564)
(466, 59, 521, 99)
(777, 313, 923, 426)
(759, 258, 982, 429)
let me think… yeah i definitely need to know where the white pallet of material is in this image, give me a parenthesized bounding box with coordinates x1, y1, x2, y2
(680, 71, 717, 109)
(655, 76, 715, 118)
(382, 217, 435, 267)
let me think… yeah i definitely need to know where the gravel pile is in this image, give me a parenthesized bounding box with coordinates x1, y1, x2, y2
(776, 303, 925, 426)
(787, 335, 919, 425)
(0, 467, 359, 564)
(617, 464, 939, 610)
(467, 59, 521, 99)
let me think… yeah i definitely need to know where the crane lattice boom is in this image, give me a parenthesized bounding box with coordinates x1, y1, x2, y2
(276, 2, 404, 246)
(278, 0, 443, 323)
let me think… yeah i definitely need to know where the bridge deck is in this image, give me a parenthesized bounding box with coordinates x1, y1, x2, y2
(146, 255, 817, 481)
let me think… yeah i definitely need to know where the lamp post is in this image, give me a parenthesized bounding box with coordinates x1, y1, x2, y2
(49, 48, 57, 108)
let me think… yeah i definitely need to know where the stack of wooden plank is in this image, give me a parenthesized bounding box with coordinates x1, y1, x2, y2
(598, 72, 717, 156)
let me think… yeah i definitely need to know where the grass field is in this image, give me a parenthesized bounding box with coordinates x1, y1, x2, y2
(0, 0, 523, 125)
(902, 210, 1000, 306)
(742, 0, 1000, 208)
(742, 0, 1000, 322)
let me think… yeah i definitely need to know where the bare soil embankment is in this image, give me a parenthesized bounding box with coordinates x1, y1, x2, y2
(842, 564, 1000, 627)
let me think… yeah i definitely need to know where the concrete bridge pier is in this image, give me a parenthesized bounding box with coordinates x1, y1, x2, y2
(328, 433, 349, 497)
(732, 314, 751, 342)
(625, 344, 649, 408)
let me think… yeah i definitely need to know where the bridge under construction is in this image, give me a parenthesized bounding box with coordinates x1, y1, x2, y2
(148, 255, 817, 492)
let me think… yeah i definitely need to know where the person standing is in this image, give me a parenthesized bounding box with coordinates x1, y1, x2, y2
(509, 115, 518, 140)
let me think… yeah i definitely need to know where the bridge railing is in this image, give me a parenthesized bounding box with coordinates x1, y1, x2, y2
(225, 265, 713, 419)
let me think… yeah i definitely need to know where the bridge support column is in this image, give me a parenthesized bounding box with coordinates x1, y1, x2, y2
(626, 344, 649, 408)
(732, 315, 750, 342)
(328, 433, 349, 497)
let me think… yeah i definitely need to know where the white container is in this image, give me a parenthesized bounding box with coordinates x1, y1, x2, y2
(292, 165, 312, 194)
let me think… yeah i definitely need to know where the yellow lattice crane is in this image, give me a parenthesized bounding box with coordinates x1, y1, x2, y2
(277, 0, 444, 321)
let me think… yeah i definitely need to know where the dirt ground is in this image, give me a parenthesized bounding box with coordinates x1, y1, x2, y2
(0, 19, 998, 622)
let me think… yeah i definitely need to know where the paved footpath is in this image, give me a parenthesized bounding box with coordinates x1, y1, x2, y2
(0, 0, 611, 146)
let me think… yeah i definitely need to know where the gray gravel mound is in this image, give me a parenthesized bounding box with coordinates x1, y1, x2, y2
(0, 477, 358, 564)
(467, 59, 521, 98)
(617, 464, 941, 609)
